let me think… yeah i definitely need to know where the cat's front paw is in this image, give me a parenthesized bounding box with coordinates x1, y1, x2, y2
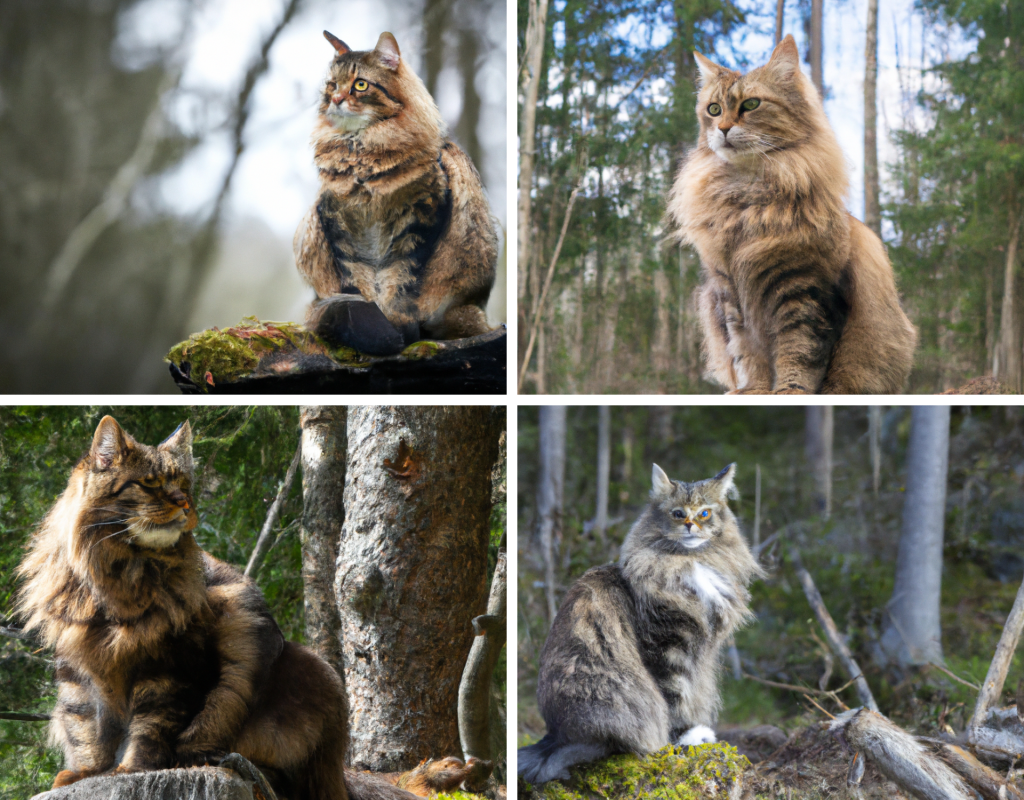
(771, 382, 811, 394)
(53, 770, 95, 788)
(177, 747, 226, 768)
(677, 725, 717, 746)
(309, 295, 408, 356)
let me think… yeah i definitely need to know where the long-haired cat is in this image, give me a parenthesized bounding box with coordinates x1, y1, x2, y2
(293, 31, 498, 356)
(667, 35, 917, 394)
(17, 416, 416, 800)
(517, 464, 762, 785)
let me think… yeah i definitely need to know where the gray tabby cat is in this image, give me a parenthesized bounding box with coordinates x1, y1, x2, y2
(518, 463, 762, 784)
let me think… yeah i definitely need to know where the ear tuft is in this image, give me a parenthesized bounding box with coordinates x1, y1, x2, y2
(694, 51, 726, 87)
(651, 463, 675, 498)
(374, 32, 400, 70)
(765, 34, 800, 78)
(708, 463, 737, 500)
(324, 30, 350, 55)
(91, 416, 128, 471)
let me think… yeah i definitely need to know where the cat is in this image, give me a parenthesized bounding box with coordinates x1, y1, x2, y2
(667, 35, 917, 394)
(16, 416, 417, 800)
(293, 31, 498, 356)
(517, 464, 762, 784)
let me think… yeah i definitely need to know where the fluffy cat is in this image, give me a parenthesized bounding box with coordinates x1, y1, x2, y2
(517, 464, 762, 785)
(293, 31, 498, 356)
(17, 416, 416, 800)
(667, 35, 917, 394)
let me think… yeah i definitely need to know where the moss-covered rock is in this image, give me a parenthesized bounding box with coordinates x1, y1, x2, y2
(521, 743, 750, 800)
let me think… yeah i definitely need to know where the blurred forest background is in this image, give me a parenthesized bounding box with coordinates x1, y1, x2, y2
(516, 0, 1023, 393)
(518, 405, 1024, 747)
(0, 0, 506, 394)
(0, 406, 506, 798)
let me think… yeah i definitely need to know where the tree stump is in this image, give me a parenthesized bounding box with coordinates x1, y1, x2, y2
(30, 767, 256, 800)
(166, 318, 506, 394)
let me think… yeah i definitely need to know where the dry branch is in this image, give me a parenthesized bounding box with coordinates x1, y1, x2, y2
(244, 442, 301, 577)
(969, 567, 1024, 733)
(790, 548, 879, 712)
(0, 712, 49, 722)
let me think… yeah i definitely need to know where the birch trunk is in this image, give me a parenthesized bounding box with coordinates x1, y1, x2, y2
(810, 0, 824, 96)
(594, 406, 611, 548)
(996, 212, 1022, 391)
(805, 406, 833, 520)
(537, 406, 567, 625)
(864, 0, 881, 237)
(881, 406, 950, 666)
(338, 406, 502, 770)
(518, 0, 550, 293)
(299, 406, 347, 680)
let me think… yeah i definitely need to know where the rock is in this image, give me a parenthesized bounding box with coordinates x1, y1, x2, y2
(31, 767, 255, 800)
(166, 318, 506, 394)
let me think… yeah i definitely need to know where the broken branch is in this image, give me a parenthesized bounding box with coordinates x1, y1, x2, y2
(969, 566, 1024, 733)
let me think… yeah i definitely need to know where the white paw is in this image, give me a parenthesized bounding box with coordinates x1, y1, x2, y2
(677, 725, 717, 746)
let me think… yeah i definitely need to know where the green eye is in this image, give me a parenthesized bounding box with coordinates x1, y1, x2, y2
(741, 98, 760, 111)
(707, 103, 722, 116)
(353, 79, 369, 91)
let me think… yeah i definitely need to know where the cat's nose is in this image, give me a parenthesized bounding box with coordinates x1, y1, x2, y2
(719, 124, 733, 137)
(168, 488, 190, 510)
(683, 520, 693, 531)
(331, 92, 346, 105)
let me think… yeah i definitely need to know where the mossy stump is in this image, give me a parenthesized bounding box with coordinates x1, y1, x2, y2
(519, 743, 750, 800)
(166, 318, 506, 395)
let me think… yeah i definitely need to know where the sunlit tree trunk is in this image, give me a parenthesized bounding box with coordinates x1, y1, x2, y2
(996, 210, 1022, 391)
(537, 406, 566, 625)
(809, 0, 824, 95)
(338, 406, 501, 771)
(805, 406, 833, 519)
(774, 0, 785, 44)
(594, 406, 611, 548)
(880, 406, 950, 666)
(298, 406, 347, 680)
(864, 0, 881, 237)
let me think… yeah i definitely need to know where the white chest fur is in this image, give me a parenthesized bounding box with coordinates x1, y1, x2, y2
(683, 563, 733, 608)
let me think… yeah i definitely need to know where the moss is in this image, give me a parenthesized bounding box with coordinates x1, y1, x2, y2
(402, 341, 441, 359)
(526, 743, 749, 800)
(434, 792, 488, 800)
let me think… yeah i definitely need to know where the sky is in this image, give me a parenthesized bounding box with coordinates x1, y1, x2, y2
(113, 0, 507, 329)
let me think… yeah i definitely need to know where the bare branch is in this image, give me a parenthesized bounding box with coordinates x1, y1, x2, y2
(969, 567, 1024, 733)
(245, 442, 302, 577)
(0, 712, 49, 722)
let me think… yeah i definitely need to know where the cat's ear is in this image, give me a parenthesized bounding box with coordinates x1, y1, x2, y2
(159, 421, 194, 472)
(765, 34, 800, 79)
(651, 463, 674, 499)
(706, 463, 737, 501)
(694, 51, 727, 87)
(374, 32, 401, 70)
(91, 416, 128, 471)
(323, 30, 350, 55)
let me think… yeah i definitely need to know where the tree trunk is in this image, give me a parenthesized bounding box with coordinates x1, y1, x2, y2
(518, 0, 550, 300)
(774, 0, 785, 44)
(421, 0, 450, 99)
(863, 0, 881, 237)
(869, 406, 882, 496)
(594, 406, 611, 548)
(996, 211, 1022, 391)
(338, 407, 501, 771)
(299, 405, 346, 679)
(805, 406, 833, 519)
(455, 26, 483, 170)
(809, 0, 824, 96)
(537, 406, 567, 625)
(880, 406, 950, 666)
(652, 266, 672, 373)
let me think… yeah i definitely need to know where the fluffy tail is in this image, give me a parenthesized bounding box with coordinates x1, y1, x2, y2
(344, 770, 421, 800)
(517, 733, 610, 785)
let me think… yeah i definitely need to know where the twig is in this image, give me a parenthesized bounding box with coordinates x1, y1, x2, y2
(0, 626, 31, 641)
(518, 179, 582, 391)
(0, 712, 49, 722)
(927, 662, 981, 692)
(970, 566, 1024, 733)
(790, 548, 880, 712)
(741, 671, 851, 711)
(244, 442, 302, 577)
(805, 695, 837, 719)
(753, 528, 782, 559)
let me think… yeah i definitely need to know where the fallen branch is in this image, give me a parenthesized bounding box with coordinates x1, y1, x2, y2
(790, 548, 879, 712)
(0, 712, 49, 721)
(741, 671, 854, 711)
(0, 625, 31, 641)
(969, 566, 1024, 733)
(244, 442, 302, 577)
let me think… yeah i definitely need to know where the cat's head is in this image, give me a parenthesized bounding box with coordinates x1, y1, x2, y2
(79, 416, 198, 550)
(318, 30, 439, 137)
(643, 463, 737, 552)
(692, 35, 823, 165)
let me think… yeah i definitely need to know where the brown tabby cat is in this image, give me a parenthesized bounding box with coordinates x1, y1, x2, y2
(667, 35, 916, 394)
(293, 31, 498, 356)
(17, 416, 416, 800)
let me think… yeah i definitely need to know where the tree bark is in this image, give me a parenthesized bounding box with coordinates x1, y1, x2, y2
(652, 266, 672, 373)
(805, 406, 833, 519)
(864, 0, 881, 237)
(881, 406, 950, 666)
(594, 406, 611, 548)
(996, 211, 1022, 391)
(809, 0, 824, 96)
(518, 0, 550, 300)
(869, 406, 882, 496)
(299, 406, 347, 679)
(337, 407, 501, 771)
(774, 0, 785, 45)
(537, 406, 567, 625)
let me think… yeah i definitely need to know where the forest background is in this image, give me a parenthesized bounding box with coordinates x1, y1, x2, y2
(516, 0, 1023, 394)
(0, 0, 506, 394)
(0, 405, 507, 799)
(518, 405, 1024, 748)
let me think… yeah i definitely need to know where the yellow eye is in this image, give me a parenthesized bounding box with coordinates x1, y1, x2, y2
(741, 98, 760, 111)
(707, 103, 722, 116)
(353, 79, 369, 91)
(137, 478, 161, 489)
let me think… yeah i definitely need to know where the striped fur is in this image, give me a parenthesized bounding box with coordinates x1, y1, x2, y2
(294, 32, 497, 343)
(518, 464, 762, 784)
(667, 35, 917, 394)
(16, 417, 417, 800)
